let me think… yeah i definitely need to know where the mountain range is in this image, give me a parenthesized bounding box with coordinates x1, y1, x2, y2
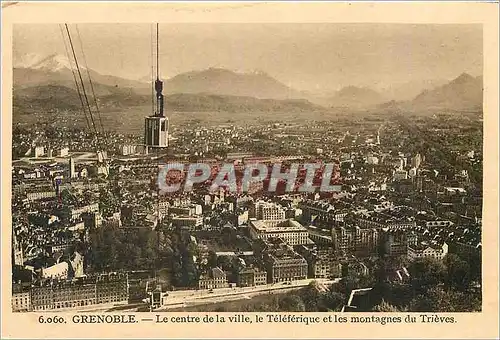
(14, 53, 150, 96)
(411, 73, 483, 111)
(327, 86, 387, 109)
(375, 79, 449, 102)
(13, 53, 483, 115)
(164, 68, 303, 100)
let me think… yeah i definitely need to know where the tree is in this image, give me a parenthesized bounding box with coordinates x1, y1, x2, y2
(144, 231, 159, 269)
(408, 257, 446, 294)
(319, 291, 346, 312)
(444, 254, 471, 291)
(182, 254, 199, 287)
(372, 299, 406, 312)
(468, 254, 482, 283)
(358, 273, 376, 288)
(207, 251, 218, 269)
(278, 294, 306, 312)
(299, 282, 321, 311)
(409, 287, 481, 312)
(171, 259, 183, 286)
(216, 256, 233, 271)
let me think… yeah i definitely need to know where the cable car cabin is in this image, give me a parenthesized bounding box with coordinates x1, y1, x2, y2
(144, 115, 169, 148)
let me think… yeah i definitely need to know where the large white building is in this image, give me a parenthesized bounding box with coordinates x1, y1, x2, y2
(249, 218, 309, 245)
(26, 188, 56, 202)
(253, 201, 286, 220)
(408, 242, 448, 261)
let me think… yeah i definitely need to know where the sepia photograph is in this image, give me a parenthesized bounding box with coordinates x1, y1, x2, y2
(10, 21, 485, 314)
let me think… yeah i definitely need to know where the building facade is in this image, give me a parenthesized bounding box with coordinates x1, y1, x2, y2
(408, 242, 448, 261)
(266, 255, 308, 283)
(237, 267, 268, 287)
(249, 219, 309, 246)
(383, 231, 409, 257)
(198, 267, 229, 290)
(253, 201, 286, 220)
(24, 274, 129, 312)
(261, 240, 308, 283)
(332, 226, 379, 257)
(12, 291, 31, 312)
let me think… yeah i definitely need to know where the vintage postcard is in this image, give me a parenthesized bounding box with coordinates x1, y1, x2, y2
(1, 1, 499, 339)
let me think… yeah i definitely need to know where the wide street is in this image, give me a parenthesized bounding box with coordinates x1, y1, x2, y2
(154, 278, 340, 311)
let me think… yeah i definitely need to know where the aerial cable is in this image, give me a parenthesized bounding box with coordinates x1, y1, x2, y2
(151, 24, 155, 115)
(154, 22, 161, 282)
(75, 24, 105, 135)
(65, 24, 108, 170)
(58, 24, 92, 132)
(64, 24, 99, 139)
(156, 23, 159, 80)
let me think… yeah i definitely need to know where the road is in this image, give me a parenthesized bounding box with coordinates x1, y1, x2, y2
(40, 278, 340, 313)
(154, 278, 340, 311)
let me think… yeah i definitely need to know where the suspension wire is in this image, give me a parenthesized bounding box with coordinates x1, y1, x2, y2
(64, 24, 107, 170)
(154, 23, 161, 283)
(64, 24, 100, 147)
(151, 24, 155, 115)
(59, 24, 92, 132)
(156, 23, 159, 80)
(75, 24, 105, 135)
(155, 23, 160, 281)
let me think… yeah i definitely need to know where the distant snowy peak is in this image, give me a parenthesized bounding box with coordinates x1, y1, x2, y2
(31, 54, 84, 72)
(14, 53, 86, 72)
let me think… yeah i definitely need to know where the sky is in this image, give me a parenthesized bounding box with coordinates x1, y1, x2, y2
(13, 23, 483, 93)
